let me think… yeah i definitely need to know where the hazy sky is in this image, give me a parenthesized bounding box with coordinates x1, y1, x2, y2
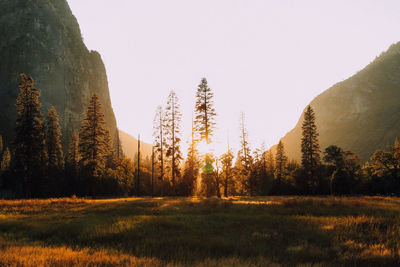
(68, 0, 400, 156)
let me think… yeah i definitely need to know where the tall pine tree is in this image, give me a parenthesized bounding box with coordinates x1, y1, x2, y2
(181, 116, 200, 196)
(46, 106, 64, 169)
(14, 74, 47, 198)
(194, 78, 216, 144)
(274, 140, 288, 190)
(79, 93, 109, 187)
(164, 91, 183, 192)
(220, 144, 234, 197)
(66, 131, 80, 194)
(153, 105, 165, 195)
(238, 112, 252, 194)
(301, 105, 321, 193)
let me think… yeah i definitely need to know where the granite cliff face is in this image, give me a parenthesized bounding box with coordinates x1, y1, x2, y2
(0, 0, 117, 147)
(276, 42, 400, 162)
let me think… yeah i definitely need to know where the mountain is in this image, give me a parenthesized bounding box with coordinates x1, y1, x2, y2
(119, 130, 153, 160)
(0, 0, 117, 148)
(275, 42, 400, 162)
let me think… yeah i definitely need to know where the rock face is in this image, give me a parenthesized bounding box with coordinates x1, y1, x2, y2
(276, 42, 400, 162)
(0, 0, 117, 148)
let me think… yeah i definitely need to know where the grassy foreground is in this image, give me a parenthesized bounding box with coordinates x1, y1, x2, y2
(0, 196, 399, 266)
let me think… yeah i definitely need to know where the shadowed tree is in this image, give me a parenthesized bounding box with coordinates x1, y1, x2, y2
(220, 144, 234, 197)
(301, 105, 321, 193)
(14, 74, 47, 198)
(79, 93, 109, 194)
(237, 112, 252, 194)
(45, 106, 64, 196)
(66, 131, 80, 194)
(115, 129, 124, 159)
(46, 106, 64, 170)
(164, 91, 183, 193)
(274, 140, 288, 191)
(153, 105, 165, 195)
(180, 116, 200, 196)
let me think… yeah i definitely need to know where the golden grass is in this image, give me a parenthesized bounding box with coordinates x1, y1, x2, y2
(0, 196, 399, 266)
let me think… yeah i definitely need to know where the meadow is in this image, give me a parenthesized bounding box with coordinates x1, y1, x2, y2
(0, 196, 399, 266)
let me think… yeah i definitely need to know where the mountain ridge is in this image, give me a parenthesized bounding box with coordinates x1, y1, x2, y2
(273, 41, 400, 162)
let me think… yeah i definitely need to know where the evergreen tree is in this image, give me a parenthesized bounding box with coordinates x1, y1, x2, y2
(67, 131, 80, 171)
(238, 112, 252, 194)
(164, 91, 183, 191)
(46, 106, 64, 169)
(14, 74, 47, 198)
(301, 105, 321, 193)
(220, 145, 234, 197)
(194, 78, 216, 144)
(266, 150, 275, 177)
(104, 128, 115, 168)
(274, 140, 288, 189)
(79, 93, 109, 189)
(115, 129, 124, 159)
(66, 131, 80, 194)
(153, 105, 165, 195)
(180, 117, 200, 196)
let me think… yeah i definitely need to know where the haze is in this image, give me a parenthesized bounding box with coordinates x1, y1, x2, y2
(67, 0, 400, 155)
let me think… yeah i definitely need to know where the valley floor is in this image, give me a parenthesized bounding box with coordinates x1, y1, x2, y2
(0, 196, 399, 266)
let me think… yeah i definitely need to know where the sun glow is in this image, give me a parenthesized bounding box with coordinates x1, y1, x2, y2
(197, 139, 213, 157)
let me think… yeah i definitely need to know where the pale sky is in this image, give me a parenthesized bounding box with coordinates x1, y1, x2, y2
(68, 0, 400, 156)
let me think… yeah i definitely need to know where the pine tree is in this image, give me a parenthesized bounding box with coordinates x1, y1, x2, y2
(79, 93, 109, 183)
(153, 105, 165, 195)
(220, 145, 234, 197)
(266, 150, 275, 176)
(274, 140, 288, 188)
(46, 106, 64, 169)
(115, 129, 124, 159)
(238, 112, 252, 194)
(181, 116, 200, 196)
(66, 131, 80, 190)
(14, 74, 47, 197)
(104, 128, 115, 167)
(194, 77, 216, 144)
(164, 91, 183, 191)
(1, 147, 10, 173)
(301, 105, 321, 193)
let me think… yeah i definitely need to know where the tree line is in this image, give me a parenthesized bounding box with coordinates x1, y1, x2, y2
(0, 74, 399, 198)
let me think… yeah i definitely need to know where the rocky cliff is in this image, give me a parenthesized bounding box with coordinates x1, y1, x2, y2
(0, 0, 117, 148)
(276, 42, 400, 162)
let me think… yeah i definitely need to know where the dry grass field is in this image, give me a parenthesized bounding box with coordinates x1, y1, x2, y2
(0, 196, 399, 266)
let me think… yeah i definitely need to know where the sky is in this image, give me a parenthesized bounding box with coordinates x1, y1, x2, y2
(68, 0, 400, 156)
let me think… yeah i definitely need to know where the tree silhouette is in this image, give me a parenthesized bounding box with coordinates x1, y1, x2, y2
(153, 105, 165, 195)
(274, 140, 288, 189)
(14, 74, 47, 197)
(301, 105, 321, 193)
(46, 106, 64, 169)
(194, 78, 216, 144)
(164, 91, 183, 192)
(79, 93, 109, 189)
